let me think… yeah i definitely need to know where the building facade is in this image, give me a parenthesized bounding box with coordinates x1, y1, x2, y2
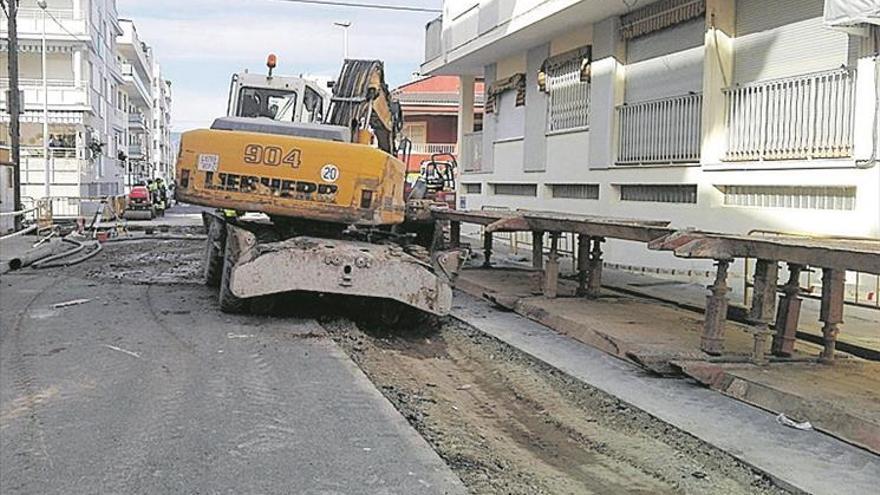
(0, 1, 173, 203)
(393, 75, 483, 172)
(423, 0, 880, 270)
(1, 0, 129, 200)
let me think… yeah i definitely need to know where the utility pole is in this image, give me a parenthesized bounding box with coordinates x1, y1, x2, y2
(3, 0, 23, 230)
(334, 21, 351, 61)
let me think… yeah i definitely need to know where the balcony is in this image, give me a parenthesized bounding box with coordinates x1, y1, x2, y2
(1, 8, 87, 38)
(460, 131, 483, 172)
(617, 93, 702, 165)
(409, 143, 457, 155)
(421, 1, 635, 75)
(724, 69, 856, 161)
(121, 64, 152, 106)
(20, 147, 89, 187)
(128, 113, 148, 129)
(425, 16, 443, 62)
(0, 78, 88, 111)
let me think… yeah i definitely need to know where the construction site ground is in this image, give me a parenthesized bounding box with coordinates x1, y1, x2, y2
(1, 207, 878, 494)
(454, 237, 880, 458)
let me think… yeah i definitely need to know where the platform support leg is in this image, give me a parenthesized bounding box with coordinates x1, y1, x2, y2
(482, 230, 493, 268)
(532, 231, 544, 270)
(543, 233, 560, 298)
(748, 259, 778, 364)
(819, 268, 845, 363)
(702, 259, 731, 356)
(576, 234, 589, 297)
(587, 237, 604, 298)
(449, 220, 461, 248)
(772, 263, 804, 357)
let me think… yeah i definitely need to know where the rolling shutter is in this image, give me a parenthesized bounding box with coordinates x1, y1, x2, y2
(624, 17, 705, 103)
(734, 0, 850, 84)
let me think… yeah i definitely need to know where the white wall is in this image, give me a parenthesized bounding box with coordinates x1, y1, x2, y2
(457, 1, 880, 273)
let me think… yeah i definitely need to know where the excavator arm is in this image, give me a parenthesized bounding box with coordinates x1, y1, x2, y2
(327, 60, 402, 155)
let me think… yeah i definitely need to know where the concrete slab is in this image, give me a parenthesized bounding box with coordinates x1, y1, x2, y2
(674, 359, 880, 455)
(451, 292, 880, 495)
(457, 267, 821, 374)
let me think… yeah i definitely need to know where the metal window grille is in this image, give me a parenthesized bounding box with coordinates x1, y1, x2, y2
(463, 183, 483, 194)
(546, 58, 591, 132)
(725, 68, 856, 161)
(617, 93, 702, 165)
(492, 183, 538, 197)
(721, 185, 856, 210)
(549, 184, 600, 199)
(619, 184, 697, 204)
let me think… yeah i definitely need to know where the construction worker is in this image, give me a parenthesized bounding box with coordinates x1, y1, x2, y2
(147, 179, 158, 208)
(156, 178, 168, 215)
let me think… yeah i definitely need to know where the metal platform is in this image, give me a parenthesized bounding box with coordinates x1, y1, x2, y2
(432, 208, 880, 363)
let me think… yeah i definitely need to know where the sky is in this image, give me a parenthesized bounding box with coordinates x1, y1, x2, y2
(117, 0, 442, 132)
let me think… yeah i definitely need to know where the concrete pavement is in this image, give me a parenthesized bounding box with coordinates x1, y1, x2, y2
(0, 243, 465, 494)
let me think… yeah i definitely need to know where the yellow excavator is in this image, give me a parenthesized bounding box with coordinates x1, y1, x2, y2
(175, 56, 462, 322)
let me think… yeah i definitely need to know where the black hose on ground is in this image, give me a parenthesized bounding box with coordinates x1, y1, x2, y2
(32, 238, 103, 269)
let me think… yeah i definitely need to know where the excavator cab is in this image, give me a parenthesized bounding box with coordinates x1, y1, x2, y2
(226, 55, 330, 124)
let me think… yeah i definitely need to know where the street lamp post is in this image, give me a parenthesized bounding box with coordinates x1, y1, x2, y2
(37, 0, 50, 199)
(333, 21, 351, 61)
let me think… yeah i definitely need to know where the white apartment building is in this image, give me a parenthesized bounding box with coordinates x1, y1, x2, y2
(1, 0, 128, 200)
(151, 62, 173, 182)
(423, 0, 880, 270)
(115, 20, 173, 187)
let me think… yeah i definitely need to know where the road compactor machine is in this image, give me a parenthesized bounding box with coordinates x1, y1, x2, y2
(175, 57, 462, 322)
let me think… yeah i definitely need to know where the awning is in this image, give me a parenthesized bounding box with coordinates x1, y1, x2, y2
(824, 0, 880, 27)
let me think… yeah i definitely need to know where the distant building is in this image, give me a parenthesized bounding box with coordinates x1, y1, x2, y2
(393, 75, 483, 172)
(117, 19, 174, 188)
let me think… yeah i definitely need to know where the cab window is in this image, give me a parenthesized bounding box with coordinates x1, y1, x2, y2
(237, 87, 298, 121)
(300, 87, 324, 123)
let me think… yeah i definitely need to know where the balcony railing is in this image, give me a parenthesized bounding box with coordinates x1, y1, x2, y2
(617, 93, 702, 165)
(409, 143, 456, 155)
(0, 79, 88, 109)
(2, 8, 87, 37)
(724, 68, 856, 161)
(461, 131, 483, 172)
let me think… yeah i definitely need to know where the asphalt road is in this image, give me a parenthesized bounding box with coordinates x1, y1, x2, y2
(0, 239, 464, 494)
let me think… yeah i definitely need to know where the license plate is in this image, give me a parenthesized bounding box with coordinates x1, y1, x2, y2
(198, 154, 220, 172)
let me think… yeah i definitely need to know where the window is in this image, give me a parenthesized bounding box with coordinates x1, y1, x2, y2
(300, 87, 324, 123)
(549, 184, 599, 199)
(494, 90, 525, 141)
(402, 122, 427, 144)
(492, 183, 537, 197)
(719, 185, 856, 211)
(543, 48, 591, 132)
(237, 87, 297, 121)
(463, 183, 482, 194)
(619, 184, 697, 204)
